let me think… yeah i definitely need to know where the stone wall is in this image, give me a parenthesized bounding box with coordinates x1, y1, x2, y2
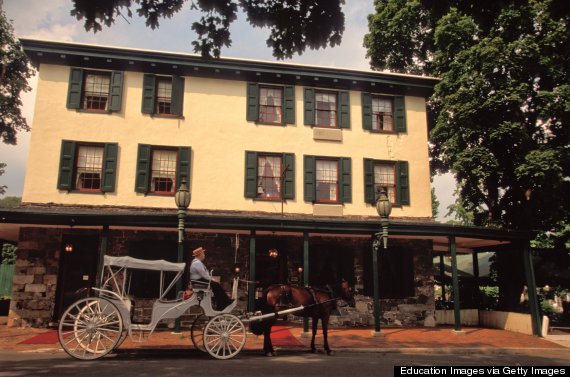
(9, 227, 435, 328)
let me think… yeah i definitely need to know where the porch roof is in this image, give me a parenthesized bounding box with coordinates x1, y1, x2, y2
(0, 206, 530, 253)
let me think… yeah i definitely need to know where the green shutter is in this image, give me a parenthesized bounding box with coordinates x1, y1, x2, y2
(283, 86, 295, 124)
(177, 146, 191, 190)
(171, 75, 185, 117)
(283, 153, 295, 199)
(135, 144, 151, 193)
(141, 74, 156, 114)
(394, 96, 407, 133)
(246, 83, 259, 121)
(58, 140, 76, 190)
(303, 88, 315, 126)
(338, 91, 350, 129)
(303, 155, 316, 201)
(109, 71, 123, 112)
(362, 93, 372, 130)
(363, 158, 375, 203)
(101, 143, 119, 193)
(244, 151, 258, 198)
(66, 68, 83, 109)
(340, 158, 352, 203)
(396, 160, 410, 206)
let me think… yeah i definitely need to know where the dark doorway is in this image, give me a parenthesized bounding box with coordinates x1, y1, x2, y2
(255, 237, 289, 288)
(309, 242, 355, 287)
(54, 235, 100, 320)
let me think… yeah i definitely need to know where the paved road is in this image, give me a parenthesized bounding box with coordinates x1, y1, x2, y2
(1, 349, 569, 377)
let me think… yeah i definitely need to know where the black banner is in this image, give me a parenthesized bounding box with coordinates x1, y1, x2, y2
(395, 366, 569, 377)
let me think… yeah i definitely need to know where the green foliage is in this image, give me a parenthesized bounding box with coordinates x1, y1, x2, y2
(479, 286, 499, 310)
(365, 1, 570, 234)
(445, 185, 475, 226)
(0, 9, 33, 145)
(0, 163, 5, 196)
(69, 0, 345, 59)
(1, 244, 16, 265)
(431, 187, 440, 218)
(0, 196, 20, 208)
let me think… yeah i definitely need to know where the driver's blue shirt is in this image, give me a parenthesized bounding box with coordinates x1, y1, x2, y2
(190, 258, 211, 281)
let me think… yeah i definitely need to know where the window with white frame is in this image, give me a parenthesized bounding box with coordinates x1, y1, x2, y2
(315, 91, 337, 128)
(150, 149, 177, 194)
(373, 163, 396, 204)
(259, 86, 283, 124)
(316, 159, 339, 202)
(75, 145, 104, 191)
(82, 72, 111, 111)
(372, 96, 394, 132)
(257, 155, 282, 199)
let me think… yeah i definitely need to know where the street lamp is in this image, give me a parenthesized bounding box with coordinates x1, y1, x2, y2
(372, 189, 391, 335)
(173, 178, 190, 333)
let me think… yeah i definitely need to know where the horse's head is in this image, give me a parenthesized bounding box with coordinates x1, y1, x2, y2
(340, 279, 355, 307)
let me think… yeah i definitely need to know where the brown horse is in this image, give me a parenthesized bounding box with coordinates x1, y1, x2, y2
(250, 280, 355, 356)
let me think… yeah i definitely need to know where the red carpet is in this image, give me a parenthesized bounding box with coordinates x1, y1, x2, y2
(270, 325, 303, 347)
(19, 330, 59, 344)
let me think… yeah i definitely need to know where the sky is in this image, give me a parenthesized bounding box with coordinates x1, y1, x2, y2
(0, 0, 456, 220)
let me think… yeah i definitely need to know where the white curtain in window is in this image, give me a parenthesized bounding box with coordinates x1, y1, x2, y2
(257, 156, 281, 197)
(152, 150, 177, 178)
(77, 146, 103, 172)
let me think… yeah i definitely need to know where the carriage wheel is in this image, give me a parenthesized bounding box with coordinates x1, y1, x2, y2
(58, 297, 123, 360)
(190, 314, 208, 352)
(203, 314, 246, 360)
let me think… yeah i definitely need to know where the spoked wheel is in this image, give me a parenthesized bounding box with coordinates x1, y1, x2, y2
(190, 314, 208, 352)
(58, 297, 123, 360)
(203, 314, 246, 360)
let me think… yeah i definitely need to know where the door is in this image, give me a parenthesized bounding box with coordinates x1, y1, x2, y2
(54, 235, 99, 320)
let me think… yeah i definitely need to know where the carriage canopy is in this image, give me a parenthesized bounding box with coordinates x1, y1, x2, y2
(103, 255, 185, 272)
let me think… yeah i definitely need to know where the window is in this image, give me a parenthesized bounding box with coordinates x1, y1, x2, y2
(303, 88, 350, 128)
(75, 145, 104, 191)
(364, 159, 410, 206)
(315, 92, 337, 128)
(362, 93, 406, 133)
(257, 155, 282, 199)
(142, 74, 184, 117)
(135, 144, 191, 195)
(150, 149, 178, 194)
(373, 163, 396, 204)
(246, 83, 295, 125)
(67, 68, 123, 112)
(259, 87, 283, 124)
(244, 151, 295, 200)
(57, 140, 118, 193)
(372, 97, 393, 132)
(316, 160, 338, 202)
(304, 155, 351, 203)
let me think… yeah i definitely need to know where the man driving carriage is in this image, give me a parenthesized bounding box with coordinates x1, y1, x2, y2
(189, 247, 234, 310)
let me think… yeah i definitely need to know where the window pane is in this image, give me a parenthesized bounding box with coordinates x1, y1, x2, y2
(257, 155, 282, 199)
(156, 78, 172, 115)
(372, 97, 393, 131)
(151, 149, 177, 194)
(75, 146, 104, 191)
(316, 160, 338, 202)
(259, 87, 283, 124)
(315, 92, 337, 127)
(374, 163, 396, 204)
(82, 73, 110, 110)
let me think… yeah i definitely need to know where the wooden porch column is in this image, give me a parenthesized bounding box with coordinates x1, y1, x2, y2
(248, 230, 256, 312)
(472, 251, 480, 308)
(439, 253, 446, 306)
(523, 244, 542, 336)
(96, 225, 109, 288)
(449, 235, 462, 332)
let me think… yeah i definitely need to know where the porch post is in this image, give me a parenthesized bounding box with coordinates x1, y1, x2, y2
(96, 225, 109, 288)
(303, 232, 310, 333)
(523, 244, 542, 336)
(439, 253, 446, 306)
(248, 230, 256, 312)
(449, 235, 462, 332)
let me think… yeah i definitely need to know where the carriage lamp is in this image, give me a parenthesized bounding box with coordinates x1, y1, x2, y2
(268, 248, 279, 258)
(64, 243, 73, 253)
(375, 188, 392, 249)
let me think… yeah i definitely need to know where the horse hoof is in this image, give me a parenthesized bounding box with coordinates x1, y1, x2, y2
(265, 352, 273, 357)
(327, 350, 335, 356)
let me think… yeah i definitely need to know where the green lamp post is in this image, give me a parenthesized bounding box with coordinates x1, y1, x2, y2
(173, 178, 190, 333)
(372, 189, 392, 335)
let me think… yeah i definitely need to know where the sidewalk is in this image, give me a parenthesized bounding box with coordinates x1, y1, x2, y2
(1, 323, 569, 355)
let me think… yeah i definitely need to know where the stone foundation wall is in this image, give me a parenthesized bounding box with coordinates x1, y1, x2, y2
(9, 227, 434, 328)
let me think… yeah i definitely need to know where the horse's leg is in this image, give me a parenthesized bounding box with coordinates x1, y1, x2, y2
(263, 323, 276, 357)
(322, 314, 334, 356)
(310, 316, 318, 353)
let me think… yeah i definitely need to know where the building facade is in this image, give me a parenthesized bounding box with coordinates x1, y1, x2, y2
(1, 39, 534, 330)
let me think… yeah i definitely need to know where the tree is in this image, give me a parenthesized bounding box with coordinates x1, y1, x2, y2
(0, 163, 6, 196)
(431, 187, 440, 219)
(365, 1, 569, 310)
(69, 0, 345, 59)
(0, 196, 20, 208)
(365, 0, 569, 234)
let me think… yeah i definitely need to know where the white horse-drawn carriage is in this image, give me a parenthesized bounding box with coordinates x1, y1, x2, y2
(58, 255, 305, 361)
